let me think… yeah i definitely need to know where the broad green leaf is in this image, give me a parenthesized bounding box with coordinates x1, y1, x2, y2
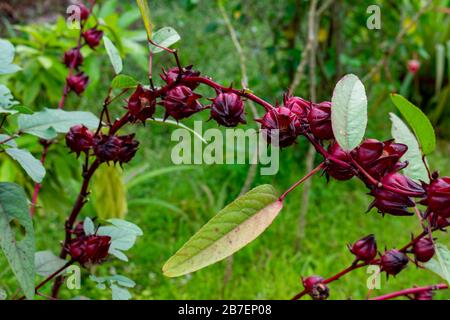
(97, 218, 143, 262)
(149, 27, 181, 54)
(5, 148, 45, 183)
(111, 284, 132, 300)
(389, 113, 429, 182)
(0, 182, 35, 299)
(83, 217, 95, 236)
(0, 39, 21, 75)
(0, 85, 19, 112)
(18, 108, 99, 139)
(34, 251, 66, 277)
(0, 134, 17, 148)
(93, 165, 127, 220)
(163, 184, 282, 277)
(111, 74, 138, 89)
(390, 94, 436, 155)
(136, 0, 153, 39)
(103, 36, 123, 74)
(424, 243, 450, 285)
(331, 74, 368, 151)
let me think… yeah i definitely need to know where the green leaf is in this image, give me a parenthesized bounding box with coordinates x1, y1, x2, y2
(111, 74, 138, 89)
(136, 0, 153, 39)
(0, 182, 35, 299)
(111, 284, 132, 300)
(0, 134, 17, 148)
(390, 94, 436, 155)
(34, 251, 66, 277)
(149, 27, 181, 54)
(0, 39, 21, 75)
(331, 74, 368, 151)
(0, 85, 19, 112)
(83, 217, 95, 236)
(389, 113, 429, 182)
(5, 148, 46, 183)
(97, 219, 143, 262)
(18, 108, 99, 139)
(103, 36, 123, 74)
(424, 243, 450, 285)
(163, 184, 281, 277)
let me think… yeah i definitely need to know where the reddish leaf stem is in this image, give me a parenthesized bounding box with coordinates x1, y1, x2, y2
(370, 283, 448, 300)
(279, 162, 325, 202)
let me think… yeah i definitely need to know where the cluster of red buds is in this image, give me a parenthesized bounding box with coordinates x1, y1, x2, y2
(65, 124, 139, 165)
(64, 2, 104, 95)
(66, 221, 111, 267)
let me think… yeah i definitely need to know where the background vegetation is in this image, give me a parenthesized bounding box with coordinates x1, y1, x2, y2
(0, 0, 449, 299)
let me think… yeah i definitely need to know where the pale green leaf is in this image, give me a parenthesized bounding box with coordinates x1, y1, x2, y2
(149, 27, 180, 53)
(0, 182, 35, 299)
(18, 108, 99, 139)
(0, 134, 17, 148)
(0, 39, 21, 75)
(111, 74, 138, 89)
(390, 94, 436, 155)
(83, 217, 95, 236)
(103, 36, 123, 74)
(136, 0, 153, 39)
(163, 184, 281, 277)
(35, 251, 66, 277)
(424, 243, 450, 285)
(111, 284, 132, 300)
(331, 74, 368, 151)
(389, 113, 429, 182)
(5, 148, 46, 183)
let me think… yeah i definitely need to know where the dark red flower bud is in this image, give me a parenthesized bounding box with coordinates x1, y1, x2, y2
(420, 177, 450, 219)
(162, 85, 204, 121)
(126, 85, 156, 123)
(71, 221, 86, 237)
(414, 289, 433, 300)
(160, 65, 201, 90)
(325, 142, 354, 181)
(63, 48, 83, 69)
(351, 139, 408, 181)
(83, 28, 103, 49)
(407, 59, 420, 74)
(67, 235, 111, 267)
(348, 234, 377, 263)
(368, 172, 424, 216)
(380, 249, 408, 276)
(302, 276, 329, 300)
(284, 95, 310, 124)
(117, 134, 139, 164)
(66, 72, 89, 95)
(307, 101, 333, 140)
(210, 92, 246, 127)
(66, 124, 94, 156)
(93, 135, 122, 163)
(427, 212, 449, 230)
(76, 3, 90, 21)
(256, 107, 300, 147)
(413, 237, 435, 263)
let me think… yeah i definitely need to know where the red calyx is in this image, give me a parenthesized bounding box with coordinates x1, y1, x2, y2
(162, 85, 204, 121)
(302, 276, 329, 300)
(66, 124, 94, 156)
(126, 85, 156, 123)
(284, 95, 311, 125)
(380, 249, 409, 276)
(325, 142, 354, 181)
(256, 106, 300, 148)
(83, 28, 103, 49)
(67, 234, 111, 267)
(348, 234, 377, 263)
(210, 92, 246, 127)
(63, 48, 83, 69)
(66, 72, 89, 95)
(412, 237, 435, 263)
(420, 176, 450, 219)
(160, 65, 201, 90)
(307, 101, 333, 140)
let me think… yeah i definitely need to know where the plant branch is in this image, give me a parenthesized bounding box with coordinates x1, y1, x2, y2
(370, 283, 448, 300)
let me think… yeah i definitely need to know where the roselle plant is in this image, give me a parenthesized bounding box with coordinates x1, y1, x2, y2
(0, 1, 449, 301)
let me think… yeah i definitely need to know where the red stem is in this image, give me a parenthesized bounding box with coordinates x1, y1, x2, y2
(279, 162, 324, 201)
(370, 283, 448, 300)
